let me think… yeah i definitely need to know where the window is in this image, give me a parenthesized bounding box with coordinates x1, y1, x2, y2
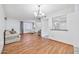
(23, 22, 33, 33)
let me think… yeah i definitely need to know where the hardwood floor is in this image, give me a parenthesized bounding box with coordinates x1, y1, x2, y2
(2, 33, 74, 54)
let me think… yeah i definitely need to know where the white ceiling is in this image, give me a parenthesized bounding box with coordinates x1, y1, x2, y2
(3, 4, 74, 20)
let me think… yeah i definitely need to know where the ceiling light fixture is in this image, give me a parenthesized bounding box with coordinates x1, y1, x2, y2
(34, 5, 45, 19)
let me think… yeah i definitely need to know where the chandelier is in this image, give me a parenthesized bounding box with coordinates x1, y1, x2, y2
(34, 5, 45, 19)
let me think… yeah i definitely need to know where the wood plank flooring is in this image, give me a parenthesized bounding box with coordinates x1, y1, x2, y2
(2, 33, 74, 54)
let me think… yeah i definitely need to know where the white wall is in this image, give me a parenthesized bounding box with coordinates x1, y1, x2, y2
(0, 5, 5, 53)
(67, 6, 79, 47)
(35, 21, 41, 32)
(6, 18, 20, 34)
(46, 5, 79, 47)
(41, 17, 49, 37)
(51, 11, 79, 47)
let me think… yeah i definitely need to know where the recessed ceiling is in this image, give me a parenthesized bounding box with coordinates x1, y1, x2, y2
(3, 4, 74, 20)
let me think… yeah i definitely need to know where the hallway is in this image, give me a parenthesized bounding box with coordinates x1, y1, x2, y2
(2, 33, 74, 54)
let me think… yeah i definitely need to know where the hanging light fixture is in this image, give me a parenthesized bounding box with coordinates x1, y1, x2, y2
(34, 5, 45, 19)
